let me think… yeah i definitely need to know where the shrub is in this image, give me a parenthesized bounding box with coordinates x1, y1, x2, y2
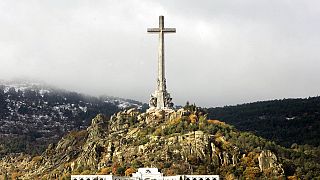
(11, 172, 22, 180)
(154, 127, 162, 136)
(117, 166, 126, 176)
(169, 117, 182, 126)
(189, 114, 198, 124)
(243, 167, 261, 179)
(195, 165, 207, 174)
(81, 170, 92, 175)
(61, 173, 71, 180)
(98, 167, 112, 175)
(125, 167, 135, 176)
(207, 119, 225, 125)
(32, 155, 42, 163)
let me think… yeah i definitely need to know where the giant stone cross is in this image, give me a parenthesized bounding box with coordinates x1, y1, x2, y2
(148, 16, 175, 110)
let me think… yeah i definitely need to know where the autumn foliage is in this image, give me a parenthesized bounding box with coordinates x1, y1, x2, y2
(125, 167, 135, 176)
(189, 114, 198, 123)
(98, 167, 112, 175)
(207, 119, 225, 125)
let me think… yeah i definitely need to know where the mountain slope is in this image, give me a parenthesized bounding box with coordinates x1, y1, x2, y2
(1, 107, 319, 179)
(0, 80, 144, 156)
(207, 97, 320, 147)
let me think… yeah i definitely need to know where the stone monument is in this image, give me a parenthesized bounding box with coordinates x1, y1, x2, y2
(148, 16, 175, 110)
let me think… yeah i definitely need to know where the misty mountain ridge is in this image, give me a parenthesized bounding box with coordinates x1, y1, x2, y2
(0, 79, 145, 109)
(0, 80, 145, 155)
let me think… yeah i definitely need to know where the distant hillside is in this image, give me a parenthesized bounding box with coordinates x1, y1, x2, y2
(1, 107, 319, 179)
(207, 97, 320, 147)
(0, 80, 145, 156)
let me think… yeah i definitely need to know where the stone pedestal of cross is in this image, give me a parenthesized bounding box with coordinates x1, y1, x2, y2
(148, 16, 176, 110)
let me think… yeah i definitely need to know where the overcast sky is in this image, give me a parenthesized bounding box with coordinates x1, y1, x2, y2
(1, 0, 320, 107)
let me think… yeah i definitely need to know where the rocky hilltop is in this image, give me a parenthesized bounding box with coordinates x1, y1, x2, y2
(0, 106, 319, 179)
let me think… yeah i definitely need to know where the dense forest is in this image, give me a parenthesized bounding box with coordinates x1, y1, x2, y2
(207, 97, 320, 147)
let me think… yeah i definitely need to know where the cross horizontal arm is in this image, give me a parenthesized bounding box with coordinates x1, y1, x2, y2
(163, 28, 176, 33)
(147, 28, 176, 33)
(147, 28, 160, 33)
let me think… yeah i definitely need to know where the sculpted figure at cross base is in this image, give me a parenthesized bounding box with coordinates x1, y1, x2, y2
(149, 95, 157, 107)
(149, 92, 173, 109)
(147, 16, 176, 110)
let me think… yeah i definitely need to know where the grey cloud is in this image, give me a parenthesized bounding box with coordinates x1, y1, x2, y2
(0, 0, 320, 107)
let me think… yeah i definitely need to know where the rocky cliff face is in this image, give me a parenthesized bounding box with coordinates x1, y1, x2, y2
(0, 108, 288, 179)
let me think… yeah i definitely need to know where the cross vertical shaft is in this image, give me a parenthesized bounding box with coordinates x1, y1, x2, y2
(147, 16, 176, 110)
(158, 16, 164, 92)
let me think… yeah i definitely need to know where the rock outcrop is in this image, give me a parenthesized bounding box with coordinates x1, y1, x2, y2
(258, 150, 284, 175)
